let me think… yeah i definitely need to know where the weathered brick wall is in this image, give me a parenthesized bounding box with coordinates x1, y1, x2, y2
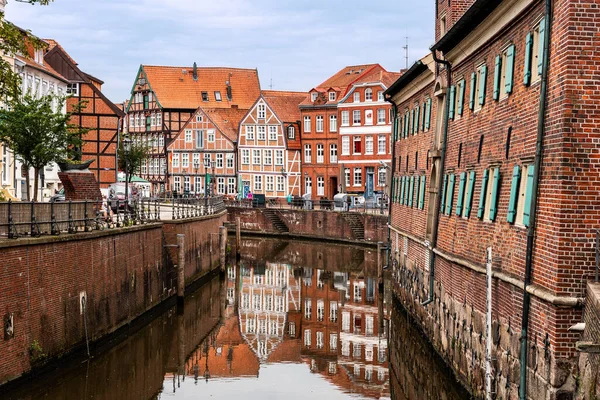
(578, 283, 600, 399)
(58, 171, 102, 201)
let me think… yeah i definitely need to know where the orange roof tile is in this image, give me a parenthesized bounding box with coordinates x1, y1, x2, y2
(14, 54, 68, 83)
(44, 39, 78, 66)
(141, 65, 261, 110)
(203, 107, 248, 142)
(261, 90, 306, 123)
(352, 70, 402, 88)
(266, 338, 302, 363)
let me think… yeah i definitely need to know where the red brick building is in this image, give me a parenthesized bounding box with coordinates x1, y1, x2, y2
(44, 40, 124, 188)
(386, 0, 600, 398)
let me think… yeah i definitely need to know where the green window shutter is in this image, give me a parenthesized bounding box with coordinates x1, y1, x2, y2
(469, 72, 477, 110)
(415, 105, 420, 133)
(457, 80, 465, 116)
(409, 109, 414, 135)
(478, 65, 487, 106)
(419, 175, 426, 209)
(392, 177, 397, 202)
(421, 102, 427, 131)
(538, 17, 546, 76)
(404, 113, 409, 138)
(445, 174, 455, 215)
(465, 171, 476, 218)
(489, 168, 500, 221)
(404, 176, 410, 206)
(523, 165, 535, 227)
(448, 85, 456, 120)
(394, 117, 399, 141)
(144, 95, 149, 109)
(146, 116, 151, 131)
(425, 98, 432, 130)
(507, 165, 521, 223)
(477, 169, 489, 219)
(396, 177, 401, 203)
(523, 32, 533, 86)
(505, 44, 515, 94)
(440, 174, 448, 213)
(456, 172, 466, 216)
(493, 55, 501, 101)
(408, 176, 414, 207)
(400, 176, 405, 204)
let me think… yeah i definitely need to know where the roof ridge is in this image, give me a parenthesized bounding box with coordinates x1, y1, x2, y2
(142, 65, 257, 71)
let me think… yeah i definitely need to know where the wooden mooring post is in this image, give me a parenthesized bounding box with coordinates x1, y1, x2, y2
(177, 234, 185, 307)
(219, 226, 227, 272)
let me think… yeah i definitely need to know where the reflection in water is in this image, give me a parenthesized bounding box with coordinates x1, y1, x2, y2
(0, 237, 468, 400)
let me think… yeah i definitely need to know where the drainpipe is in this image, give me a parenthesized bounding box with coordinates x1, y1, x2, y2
(519, 0, 552, 398)
(422, 50, 452, 306)
(386, 104, 398, 249)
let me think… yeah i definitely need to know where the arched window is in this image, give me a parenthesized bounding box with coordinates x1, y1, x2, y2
(365, 88, 373, 101)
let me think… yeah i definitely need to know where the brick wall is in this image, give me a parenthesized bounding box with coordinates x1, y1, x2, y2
(58, 171, 102, 201)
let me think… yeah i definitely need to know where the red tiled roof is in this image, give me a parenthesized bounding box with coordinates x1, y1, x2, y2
(204, 107, 247, 142)
(44, 39, 78, 66)
(141, 65, 261, 110)
(267, 338, 302, 363)
(261, 90, 306, 123)
(14, 54, 68, 83)
(352, 70, 402, 88)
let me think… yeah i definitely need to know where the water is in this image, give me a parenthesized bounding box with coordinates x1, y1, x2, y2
(1, 238, 469, 400)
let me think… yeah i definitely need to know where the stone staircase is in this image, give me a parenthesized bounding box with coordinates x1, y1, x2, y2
(342, 212, 365, 240)
(262, 209, 289, 233)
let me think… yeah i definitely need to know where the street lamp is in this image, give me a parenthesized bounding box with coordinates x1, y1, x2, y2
(123, 134, 132, 223)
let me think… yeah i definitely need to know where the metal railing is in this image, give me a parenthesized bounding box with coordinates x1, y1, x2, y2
(0, 196, 225, 239)
(223, 197, 389, 215)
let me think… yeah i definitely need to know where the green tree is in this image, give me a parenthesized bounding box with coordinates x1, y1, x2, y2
(118, 139, 151, 182)
(0, 0, 54, 101)
(0, 93, 83, 201)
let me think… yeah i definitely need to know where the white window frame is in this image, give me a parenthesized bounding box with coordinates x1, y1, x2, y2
(226, 153, 234, 168)
(268, 126, 277, 140)
(304, 144, 312, 163)
(316, 144, 324, 163)
(354, 168, 362, 187)
(266, 175, 274, 192)
(276, 176, 285, 192)
(329, 92, 336, 101)
(304, 116, 311, 133)
(342, 136, 350, 155)
(330, 115, 337, 132)
(172, 153, 180, 168)
(258, 103, 266, 119)
(275, 150, 284, 166)
(241, 149, 250, 165)
(185, 129, 192, 143)
(264, 149, 272, 165)
(377, 109, 386, 124)
(254, 175, 263, 191)
(317, 176, 324, 196)
(378, 135, 386, 154)
(341, 111, 349, 126)
(181, 153, 189, 168)
(316, 115, 324, 132)
(216, 153, 223, 168)
(252, 149, 261, 165)
(365, 88, 373, 101)
(365, 136, 374, 155)
(330, 144, 337, 163)
(207, 129, 215, 143)
(246, 125, 255, 140)
(257, 126, 266, 140)
(353, 92, 360, 103)
(353, 110, 361, 125)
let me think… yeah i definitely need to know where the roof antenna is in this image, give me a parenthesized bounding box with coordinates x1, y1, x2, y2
(192, 62, 198, 81)
(269, 70, 273, 90)
(402, 37, 409, 69)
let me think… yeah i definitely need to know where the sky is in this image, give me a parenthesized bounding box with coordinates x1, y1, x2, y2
(6, 0, 435, 104)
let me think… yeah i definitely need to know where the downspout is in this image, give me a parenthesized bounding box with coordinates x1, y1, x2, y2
(386, 104, 398, 248)
(422, 50, 451, 306)
(519, 0, 552, 398)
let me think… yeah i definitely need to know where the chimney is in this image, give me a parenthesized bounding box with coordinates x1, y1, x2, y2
(231, 104, 238, 110)
(192, 62, 198, 81)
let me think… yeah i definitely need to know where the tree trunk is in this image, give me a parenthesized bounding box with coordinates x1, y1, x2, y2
(32, 167, 39, 202)
(24, 167, 31, 201)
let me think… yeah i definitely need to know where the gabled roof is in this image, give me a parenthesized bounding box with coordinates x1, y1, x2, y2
(261, 90, 306, 123)
(352, 70, 402, 88)
(384, 61, 428, 99)
(44, 39, 78, 66)
(14, 54, 68, 83)
(139, 65, 261, 110)
(203, 107, 247, 142)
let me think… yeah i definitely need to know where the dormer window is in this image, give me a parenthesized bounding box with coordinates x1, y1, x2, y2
(378, 91, 384, 101)
(311, 92, 318, 102)
(288, 126, 295, 140)
(214, 91, 222, 101)
(329, 92, 336, 102)
(353, 92, 360, 103)
(34, 49, 44, 65)
(365, 88, 373, 101)
(201, 92, 209, 102)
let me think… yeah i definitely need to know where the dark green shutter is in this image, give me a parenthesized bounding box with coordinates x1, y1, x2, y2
(478, 65, 487, 106)
(408, 176, 414, 207)
(465, 171, 476, 218)
(445, 174, 455, 215)
(410, 109, 415, 135)
(505, 44, 515, 94)
(489, 168, 500, 221)
(456, 172, 466, 216)
(507, 165, 521, 223)
(415, 105, 420, 133)
(394, 117, 399, 141)
(404, 113, 409, 138)
(440, 174, 448, 213)
(419, 175, 426, 209)
(469, 72, 477, 110)
(523, 165, 535, 227)
(392, 177, 397, 202)
(457, 80, 465, 116)
(493, 55, 501, 101)
(523, 32, 533, 86)
(421, 102, 427, 131)
(477, 169, 489, 219)
(538, 17, 546, 76)
(404, 176, 410, 206)
(400, 176, 405, 204)
(425, 98, 432, 130)
(448, 85, 456, 119)
(146, 116, 151, 131)
(144, 95, 149, 109)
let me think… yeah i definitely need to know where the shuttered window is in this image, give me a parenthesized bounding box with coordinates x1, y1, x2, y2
(523, 32, 533, 86)
(404, 176, 410, 206)
(408, 176, 415, 207)
(419, 175, 426, 210)
(477, 64, 487, 108)
(404, 112, 409, 138)
(477, 169, 489, 219)
(440, 174, 448, 214)
(421, 101, 427, 131)
(400, 176, 405, 204)
(493, 55, 502, 101)
(505, 44, 515, 94)
(522, 165, 535, 227)
(507, 165, 521, 223)
(392, 177, 397, 202)
(457, 79, 465, 116)
(414, 105, 420, 133)
(488, 168, 500, 221)
(469, 72, 477, 110)
(410, 109, 415, 135)
(537, 17, 546, 76)
(445, 174, 455, 215)
(425, 98, 432, 130)
(464, 171, 476, 218)
(456, 172, 467, 216)
(448, 85, 456, 119)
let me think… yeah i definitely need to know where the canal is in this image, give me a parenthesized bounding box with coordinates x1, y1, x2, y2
(1, 237, 470, 400)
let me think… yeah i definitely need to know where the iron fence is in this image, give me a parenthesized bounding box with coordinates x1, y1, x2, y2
(223, 197, 389, 215)
(0, 196, 225, 240)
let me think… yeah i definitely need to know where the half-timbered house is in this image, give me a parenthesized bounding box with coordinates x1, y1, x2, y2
(238, 91, 305, 199)
(125, 65, 260, 194)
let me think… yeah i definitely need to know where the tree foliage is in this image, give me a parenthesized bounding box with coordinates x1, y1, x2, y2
(118, 139, 151, 181)
(0, 93, 84, 201)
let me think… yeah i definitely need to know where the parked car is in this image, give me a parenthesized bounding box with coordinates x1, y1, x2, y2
(107, 183, 139, 212)
(50, 188, 65, 202)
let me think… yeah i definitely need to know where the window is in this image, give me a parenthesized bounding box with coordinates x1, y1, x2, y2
(316, 332, 324, 349)
(172, 153, 180, 168)
(258, 104, 266, 119)
(378, 91, 384, 101)
(480, 167, 500, 222)
(304, 116, 311, 132)
(317, 144, 324, 163)
(214, 91, 222, 101)
(311, 92, 318, 102)
(304, 329, 311, 346)
(159, 135, 165, 148)
(330, 115, 337, 132)
(216, 153, 223, 168)
(275, 150, 284, 166)
(276, 176, 285, 192)
(305, 176, 312, 195)
(353, 343, 361, 358)
(287, 126, 295, 139)
(268, 126, 277, 140)
(353, 136, 361, 154)
(304, 144, 312, 163)
(289, 322, 296, 337)
(226, 153, 234, 168)
(156, 112, 162, 127)
(330, 334, 338, 351)
(378, 135, 386, 154)
(377, 109, 386, 124)
(531, 18, 545, 84)
(253, 149, 261, 165)
(354, 168, 362, 186)
(129, 114, 134, 128)
(201, 91, 209, 102)
(329, 92, 336, 101)
(474, 63, 488, 111)
(196, 115, 203, 122)
(246, 125, 255, 140)
(66, 83, 79, 96)
(345, 169, 350, 188)
(365, 110, 373, 125)
(330, 301, 338, 322)
(500, 45, 515, 99)
(257, 126, 266, 140)
(342, 312, 350, 332)
(207, 130, 215, 142)
(317, 176, 324, 196)
(353, 110, 361, 125)
(227, 177, 236, 194)
(515, 165, 533, 226)
(150, 113, 156, 126)
(266, 176, 274, 192)
(365, 136, 373, 155)
(174, 176, 181, 192)
(217, 178, 225, 194)
(341, 111, 349, 126)
(316, 115, 324, 132)
(378, 169, 386, 187)
(330, 144, 338, 163)
(342, 136, 350, 155)
(254, 175, 263, 191)
(366, 316, 374, 335)
(242, 149, 250, 165)
(305, 299, 312, 319)
(353, 92, 360, 103)
(440, 14, 447, 36)
(182, 153, 189, 168)
(365, 88, 373, 101)
(264, 149, 272, 165)
(317, 300, 325, 321)
(184, 129, 192, 143)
